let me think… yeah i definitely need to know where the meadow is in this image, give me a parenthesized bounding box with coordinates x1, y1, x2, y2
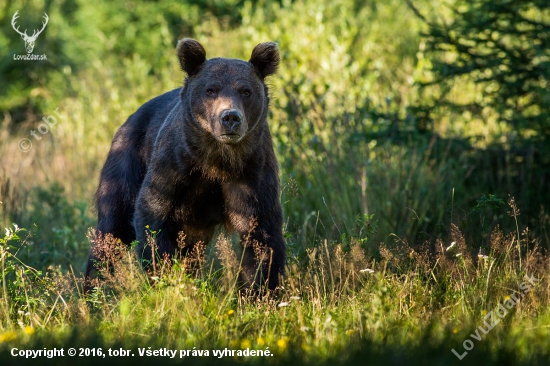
(0, 0, 549, 364)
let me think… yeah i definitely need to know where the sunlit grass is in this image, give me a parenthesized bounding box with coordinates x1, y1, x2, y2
(0, 218, 549, 364)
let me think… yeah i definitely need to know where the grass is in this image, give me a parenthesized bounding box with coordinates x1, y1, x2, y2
(0, 208, 549, 365)
(0, 0, 549, 364)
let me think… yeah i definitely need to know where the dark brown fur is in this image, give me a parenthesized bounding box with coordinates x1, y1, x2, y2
(85, 39, 284, 293)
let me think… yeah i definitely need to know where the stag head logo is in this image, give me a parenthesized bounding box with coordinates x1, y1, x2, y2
(11, 11, 49, 54)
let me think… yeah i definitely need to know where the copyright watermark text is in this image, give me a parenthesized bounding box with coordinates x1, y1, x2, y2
(451, 274, 540, 360)
(18, 107, 62, 152)
(10, 347, 274, 359)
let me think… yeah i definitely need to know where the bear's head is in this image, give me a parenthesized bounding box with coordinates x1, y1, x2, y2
(176, 38, 279, 145)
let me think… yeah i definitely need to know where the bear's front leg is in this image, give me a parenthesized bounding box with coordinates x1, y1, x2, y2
(133, 169, 181, 268)
(133, 169, 217, 271)
(222, 180, 285, 292)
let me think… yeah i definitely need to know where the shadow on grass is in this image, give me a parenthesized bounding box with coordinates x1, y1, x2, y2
(1, 324, 548, 366)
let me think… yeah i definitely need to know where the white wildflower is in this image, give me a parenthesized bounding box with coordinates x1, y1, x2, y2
(446, 241, 456, 251)
(360, 268, 375, 274)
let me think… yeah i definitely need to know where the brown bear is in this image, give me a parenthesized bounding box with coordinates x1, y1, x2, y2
(85, 38, 284, 293)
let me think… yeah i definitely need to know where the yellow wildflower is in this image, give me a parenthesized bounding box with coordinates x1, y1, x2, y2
(240, 339, 251, 349)
(0, 331, 17, 343)
(277, 338, 288, 351)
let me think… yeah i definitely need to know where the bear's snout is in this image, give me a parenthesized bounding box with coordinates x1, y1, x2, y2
(220, 109, 242, 131)
(218, 109, 245, 143)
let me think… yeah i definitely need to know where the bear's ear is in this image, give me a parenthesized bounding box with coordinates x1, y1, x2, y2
(176, 38, 207, 76)
(249, 42, 280, 79)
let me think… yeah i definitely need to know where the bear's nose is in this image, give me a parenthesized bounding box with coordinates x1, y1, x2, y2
(219, 109, 243, 132)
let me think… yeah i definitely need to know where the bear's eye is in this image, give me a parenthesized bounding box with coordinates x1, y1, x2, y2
(206, 88, 216, 96)
(242, 89, 252, 97)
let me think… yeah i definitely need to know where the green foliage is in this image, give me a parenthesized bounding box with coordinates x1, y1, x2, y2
(474, 194, 505, 212)
(0, 225, 25, 288)
(354, 213, 377, 245)
(410, 0, 550, 141)
(0, 225, 58, 325)
(20, 184, 94, 270)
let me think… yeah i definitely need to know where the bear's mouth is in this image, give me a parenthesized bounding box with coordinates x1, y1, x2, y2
(218, 133, 242, 143)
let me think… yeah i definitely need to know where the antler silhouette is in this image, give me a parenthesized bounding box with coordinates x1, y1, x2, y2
(11, 11, 49, 53)
(11, 11, 27, 38)
(11, 11, 48, 40)
(29, 13, 49, 40)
